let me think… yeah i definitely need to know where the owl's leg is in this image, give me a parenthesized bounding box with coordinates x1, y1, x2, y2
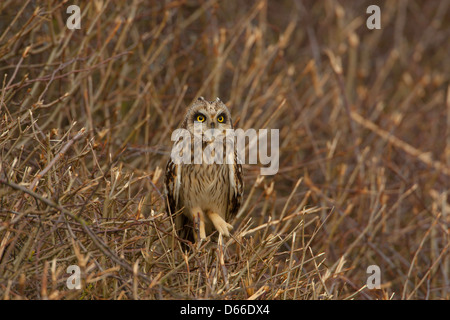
(207, 212, 233, 237)
(192, 207, 206, 240)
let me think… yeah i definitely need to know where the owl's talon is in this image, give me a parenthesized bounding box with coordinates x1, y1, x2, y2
(208, 212, 233, 237)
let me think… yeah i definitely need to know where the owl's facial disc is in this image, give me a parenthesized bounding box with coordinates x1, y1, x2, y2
(187, 98, 232, 141)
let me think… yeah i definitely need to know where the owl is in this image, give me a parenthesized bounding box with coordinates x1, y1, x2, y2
(164, 97, 244, 245)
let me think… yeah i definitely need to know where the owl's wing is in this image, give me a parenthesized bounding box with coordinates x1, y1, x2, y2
(164, 158, 183, 222)
(227, 153, 244, 221)
(164, 158, 195, 243)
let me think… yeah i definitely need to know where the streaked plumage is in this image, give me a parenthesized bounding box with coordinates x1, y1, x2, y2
(164, 97, 243, 244)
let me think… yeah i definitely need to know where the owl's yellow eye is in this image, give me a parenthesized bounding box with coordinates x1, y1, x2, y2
(196, 114, 205, 122)
(217, 115, 225, 123)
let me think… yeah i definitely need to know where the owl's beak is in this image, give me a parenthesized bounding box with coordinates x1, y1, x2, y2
(210, 122, 215, 129)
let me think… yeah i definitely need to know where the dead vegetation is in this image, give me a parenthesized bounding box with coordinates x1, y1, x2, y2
(0, 0, 449, 300)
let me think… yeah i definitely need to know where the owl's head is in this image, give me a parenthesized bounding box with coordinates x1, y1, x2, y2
(182, 97, 233, 134)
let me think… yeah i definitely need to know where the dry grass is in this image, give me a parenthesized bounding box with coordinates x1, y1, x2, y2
(0, 0, 449, 300)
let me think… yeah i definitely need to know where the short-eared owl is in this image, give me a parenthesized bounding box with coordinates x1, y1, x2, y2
(164, 97, 244, 244)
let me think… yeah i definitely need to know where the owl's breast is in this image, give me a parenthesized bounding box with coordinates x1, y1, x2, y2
(181, 163, 229, 213)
